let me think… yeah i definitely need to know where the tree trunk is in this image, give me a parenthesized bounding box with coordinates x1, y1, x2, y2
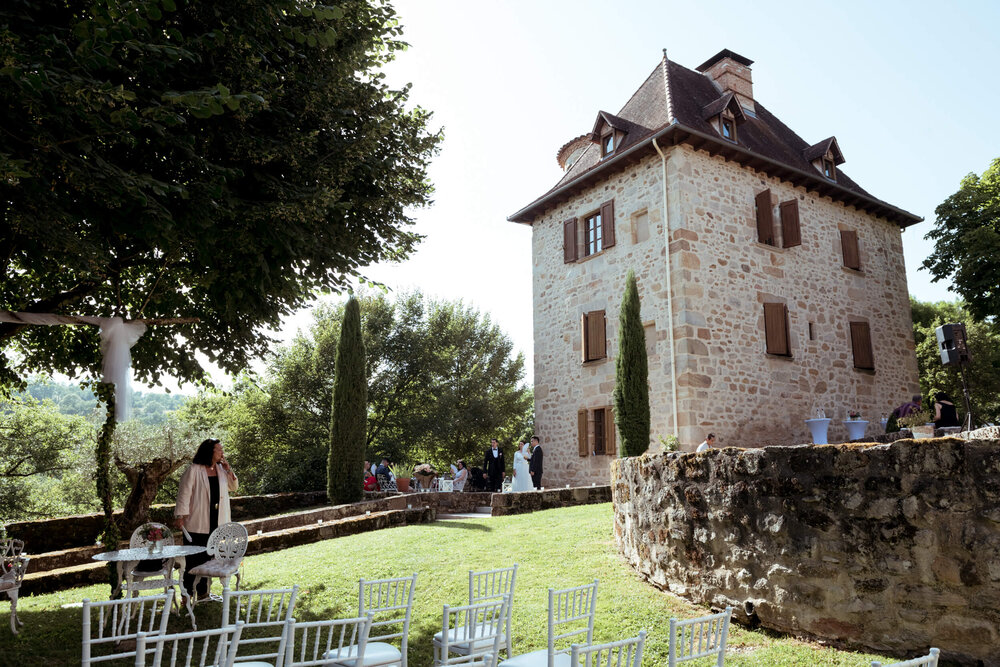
(115, 457, 187, 534)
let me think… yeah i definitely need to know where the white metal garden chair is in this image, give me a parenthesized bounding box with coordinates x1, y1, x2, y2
(221, 585, 299, 665)
(871, 648, 940, 667)
(433, 595, 509, 667)
(344, 573, 418, 667)
(569, 631, 645, 667)
(376, 473, 399, 493)
(0, 538, 28, 635)
(81, 590, 173, 666)
(667, 606, 732, 667)
(287, 613, 374, 666)
(189, 522, 249, 603)
(439, 479, 454, 492)
(499, 579, 598, 667)
(126, 522, 178, 597)
(134, 620, 245, 667)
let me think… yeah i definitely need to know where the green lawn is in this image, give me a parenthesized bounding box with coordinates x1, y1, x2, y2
(1, 503, 895, 665)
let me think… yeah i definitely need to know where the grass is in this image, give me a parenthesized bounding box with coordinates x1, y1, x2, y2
(0, 503, 897, 665)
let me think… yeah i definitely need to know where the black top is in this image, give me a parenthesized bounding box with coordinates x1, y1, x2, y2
(935, 402, 960, 428)
(209, 474, 220, 532)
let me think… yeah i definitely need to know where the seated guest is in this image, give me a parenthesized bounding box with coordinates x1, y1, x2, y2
(453, 460, 468, 492)
(892, 395, 922, 419)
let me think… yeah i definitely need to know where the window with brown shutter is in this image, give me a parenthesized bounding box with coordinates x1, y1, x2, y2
(578, 409, 589, 456)
(850, 321, 874, 370)
(563, 218, 578, 263)
(755, 190, 774, 246)
(841, 230, 860, 270)
(582, 310, 607, 362)
(600, 200, 615, 249)
(763, 302, 790, 356)
(593, 408, 606, 455)
(603, 406, 616, 455)
(578, 406, 616, 456)
(779, 200, 801, 248)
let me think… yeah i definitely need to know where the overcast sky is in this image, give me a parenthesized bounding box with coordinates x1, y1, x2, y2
(154, 0, 1000, 393)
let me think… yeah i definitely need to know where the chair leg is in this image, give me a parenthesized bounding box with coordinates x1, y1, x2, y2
(192, 576, 203, 605)
(235, 570, 242, 591)
(9, 592, 19, 635)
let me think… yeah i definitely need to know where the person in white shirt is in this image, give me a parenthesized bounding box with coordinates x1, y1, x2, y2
(696, 433, 716, 452)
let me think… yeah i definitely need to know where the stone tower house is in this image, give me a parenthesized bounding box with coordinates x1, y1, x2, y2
(509, 49, 922, 486)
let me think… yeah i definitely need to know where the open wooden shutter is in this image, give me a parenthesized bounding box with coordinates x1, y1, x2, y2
(764, 303, 789, 356)
(841, 230, 860, 270)
(850, 321, 874, 370)
(590, 310, 606, 360)
(779, 200, 801, 248)
(564, 218, 578, 263)
(604, 406, 616, 456)
(601, 200, 616, 248)
(578, 409, 589, 456)
(755, 190, 774, 245)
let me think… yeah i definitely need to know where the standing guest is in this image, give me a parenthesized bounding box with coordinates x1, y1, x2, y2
(482, 438, 506, 492)
(696, 433, 716, 452)
(174, 438, 238, 604)
(892, 395, 922, 419)
(933, 392, 960, 429)
(528, 435, 543, 489)
(453, 460, 469, 492)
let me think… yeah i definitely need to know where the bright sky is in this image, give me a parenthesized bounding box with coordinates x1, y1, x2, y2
(155, 0, 1000, 393)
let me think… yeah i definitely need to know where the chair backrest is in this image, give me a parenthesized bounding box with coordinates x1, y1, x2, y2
(0, 538, 24, 559)
(282, 613, 374, 667)
(376, 473, 398, 492)
(438, 596, 509, 666)
(871, 648, 941, 667)
(358, 573, 417, 653)
(222, 585, 299, 664)
(82, 591, 173, 665)
(207, 522, 249, 562)
(570, 630, 646, 667)
(135, 621, 244, 667)
(667, 606, 732, 667)
(439, 478, 454, 492)
(546, 580, 598, 664)
(129, 522, 176, 549)
(470, 565, 517, 647)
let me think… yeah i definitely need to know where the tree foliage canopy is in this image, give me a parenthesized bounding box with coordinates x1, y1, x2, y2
(327, 296, 366, 504)
(0, 0, 440, 392)
(922, 158, 1000, 321)
(613, 270, 649, 457)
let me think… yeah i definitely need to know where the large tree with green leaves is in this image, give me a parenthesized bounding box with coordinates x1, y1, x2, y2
(0, 0, 440, 393)
(613, 270, 649, 456)
(922, 158, 1000, 321)
(327, 296, 366, 503)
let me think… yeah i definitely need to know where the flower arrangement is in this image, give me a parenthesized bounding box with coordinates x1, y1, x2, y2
(899, 410, 932, 429)
(412, 463, 436, 476)
(848, 410, 862, 420)
(144, 524, 165, 543)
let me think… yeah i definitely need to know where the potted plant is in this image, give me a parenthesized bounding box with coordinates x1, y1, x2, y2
(805, 408, 831, 444)
(843, 410, 868, 441)
(899, 411, 934, 439)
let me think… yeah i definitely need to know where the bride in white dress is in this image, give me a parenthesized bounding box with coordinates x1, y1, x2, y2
(512, 441, 533, 492)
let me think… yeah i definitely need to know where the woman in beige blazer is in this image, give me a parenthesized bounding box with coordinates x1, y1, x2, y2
(174, 438, 238, 601)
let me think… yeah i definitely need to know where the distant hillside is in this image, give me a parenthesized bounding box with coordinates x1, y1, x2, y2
(20, 380, 188, 424)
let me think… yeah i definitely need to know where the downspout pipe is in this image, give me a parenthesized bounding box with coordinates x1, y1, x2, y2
(652, 137, 679, 438)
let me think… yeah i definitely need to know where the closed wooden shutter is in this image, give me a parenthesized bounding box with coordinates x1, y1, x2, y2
(564, 218, 578, 263)
(578, 409, 589, 456)
(779, 200, 801, 248)
(841, 230, 860, 270)
(601, 200, 616, 248)
(604, 406, 616, 456)
(583, 311, 606, 361)
(850, 321, 874, 370)
(755, 190, 774, 245)
(764, 302, 790, 356)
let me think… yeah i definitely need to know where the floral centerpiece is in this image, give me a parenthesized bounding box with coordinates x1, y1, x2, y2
(848, 410, 862, 420)
(412, 463, 437, 490)
(143, 524, 166, 553)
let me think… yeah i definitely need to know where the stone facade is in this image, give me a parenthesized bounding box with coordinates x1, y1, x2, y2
(612, 439, 1000, 666)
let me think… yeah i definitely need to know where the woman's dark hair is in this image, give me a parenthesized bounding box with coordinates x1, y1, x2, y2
(192, 438, 220, 466)
(935, 392, 952, 403)
(457, 460, 466, 469)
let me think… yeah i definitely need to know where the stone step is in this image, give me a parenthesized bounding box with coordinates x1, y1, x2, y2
(475, 506, 493, 514)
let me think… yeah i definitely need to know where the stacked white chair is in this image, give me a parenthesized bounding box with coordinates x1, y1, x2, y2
(0, 537, 28, 635)
(499, 579, 598, 667)
(667, 606, 732, 667)
(81, 591, 173, 666)
(460, 565, 517, 659)
(134, 621, 245, 667)
(350, 573, 418, 667)
(433, 595, 509, 667)
(190, 522, 249, 603)
(288, 613, 374, 667)
(569, 631, 646, 667)
(222, 585, 299, 666)
(871, 648, 940, 667)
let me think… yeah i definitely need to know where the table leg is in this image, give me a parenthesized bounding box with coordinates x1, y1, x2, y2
(174, 555, 198, 630)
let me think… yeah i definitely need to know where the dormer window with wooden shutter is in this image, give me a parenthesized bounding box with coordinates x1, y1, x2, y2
(721, 116, 736, 141)
(841, 229, 861, 270)
(702, 92, 746, 144)
(803, 137, 845, 183)
(582, 310, 607, 362)
(590, 111, 630, 159)
(602, 132, 615, 157)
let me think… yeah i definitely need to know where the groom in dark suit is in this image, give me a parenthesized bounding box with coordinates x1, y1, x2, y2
(482, 438, 505, 492)
(528, 435, 543, 489)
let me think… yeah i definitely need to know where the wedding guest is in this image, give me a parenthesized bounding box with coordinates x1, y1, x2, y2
(892, 395, 922, 419)
(453, 460, 469, 492)
(528, 435, 543, 489)
(696, 433, 716, 452)
(363, 460, 378, 491)
(933, 392, 960, 429)
(482, 439, 505, 492)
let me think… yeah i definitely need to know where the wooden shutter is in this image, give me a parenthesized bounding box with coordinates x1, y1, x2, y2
(601, 200, 616, 248)
(841, 230, 860, 270)
(604, 406, 616, 456)
(850, 321, 874, 370)
(764, 303, 789, 356)
(755, 190, 774, 245)
(563, 218, 578, 263)
(779, 200, 801, 248)
(578, 409, 589, 457)
(584, 310, 606, 361)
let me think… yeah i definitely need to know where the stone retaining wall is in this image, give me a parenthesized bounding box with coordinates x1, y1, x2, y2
(612, 439, 1000, 666)
(491, 485, 610, 515)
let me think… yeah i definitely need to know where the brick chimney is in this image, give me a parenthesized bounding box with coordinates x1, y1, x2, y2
(697, 49, 755, 114)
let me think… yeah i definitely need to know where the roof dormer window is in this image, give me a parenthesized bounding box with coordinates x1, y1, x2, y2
(803, 137, 844, 182)
(590, 111, 630, 159)
(721, 116, 736, 142)
(823, 158, 836, 180)
(602, 132, 615, 157)
(701, 92, 745, 144)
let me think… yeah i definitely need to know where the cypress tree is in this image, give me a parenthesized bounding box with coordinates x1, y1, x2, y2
(613, 270, 650, 456)
(327, 296, 367, 504)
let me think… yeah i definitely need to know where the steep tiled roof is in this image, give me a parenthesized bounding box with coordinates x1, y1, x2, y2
(510, 53, 921, 227)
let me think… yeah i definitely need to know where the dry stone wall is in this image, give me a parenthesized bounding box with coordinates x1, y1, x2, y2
(612, 439, 1000, 666)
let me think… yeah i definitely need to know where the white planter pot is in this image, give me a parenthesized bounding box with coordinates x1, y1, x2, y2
(843, 420, 868, 441)
(805, 418, 831, 445)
